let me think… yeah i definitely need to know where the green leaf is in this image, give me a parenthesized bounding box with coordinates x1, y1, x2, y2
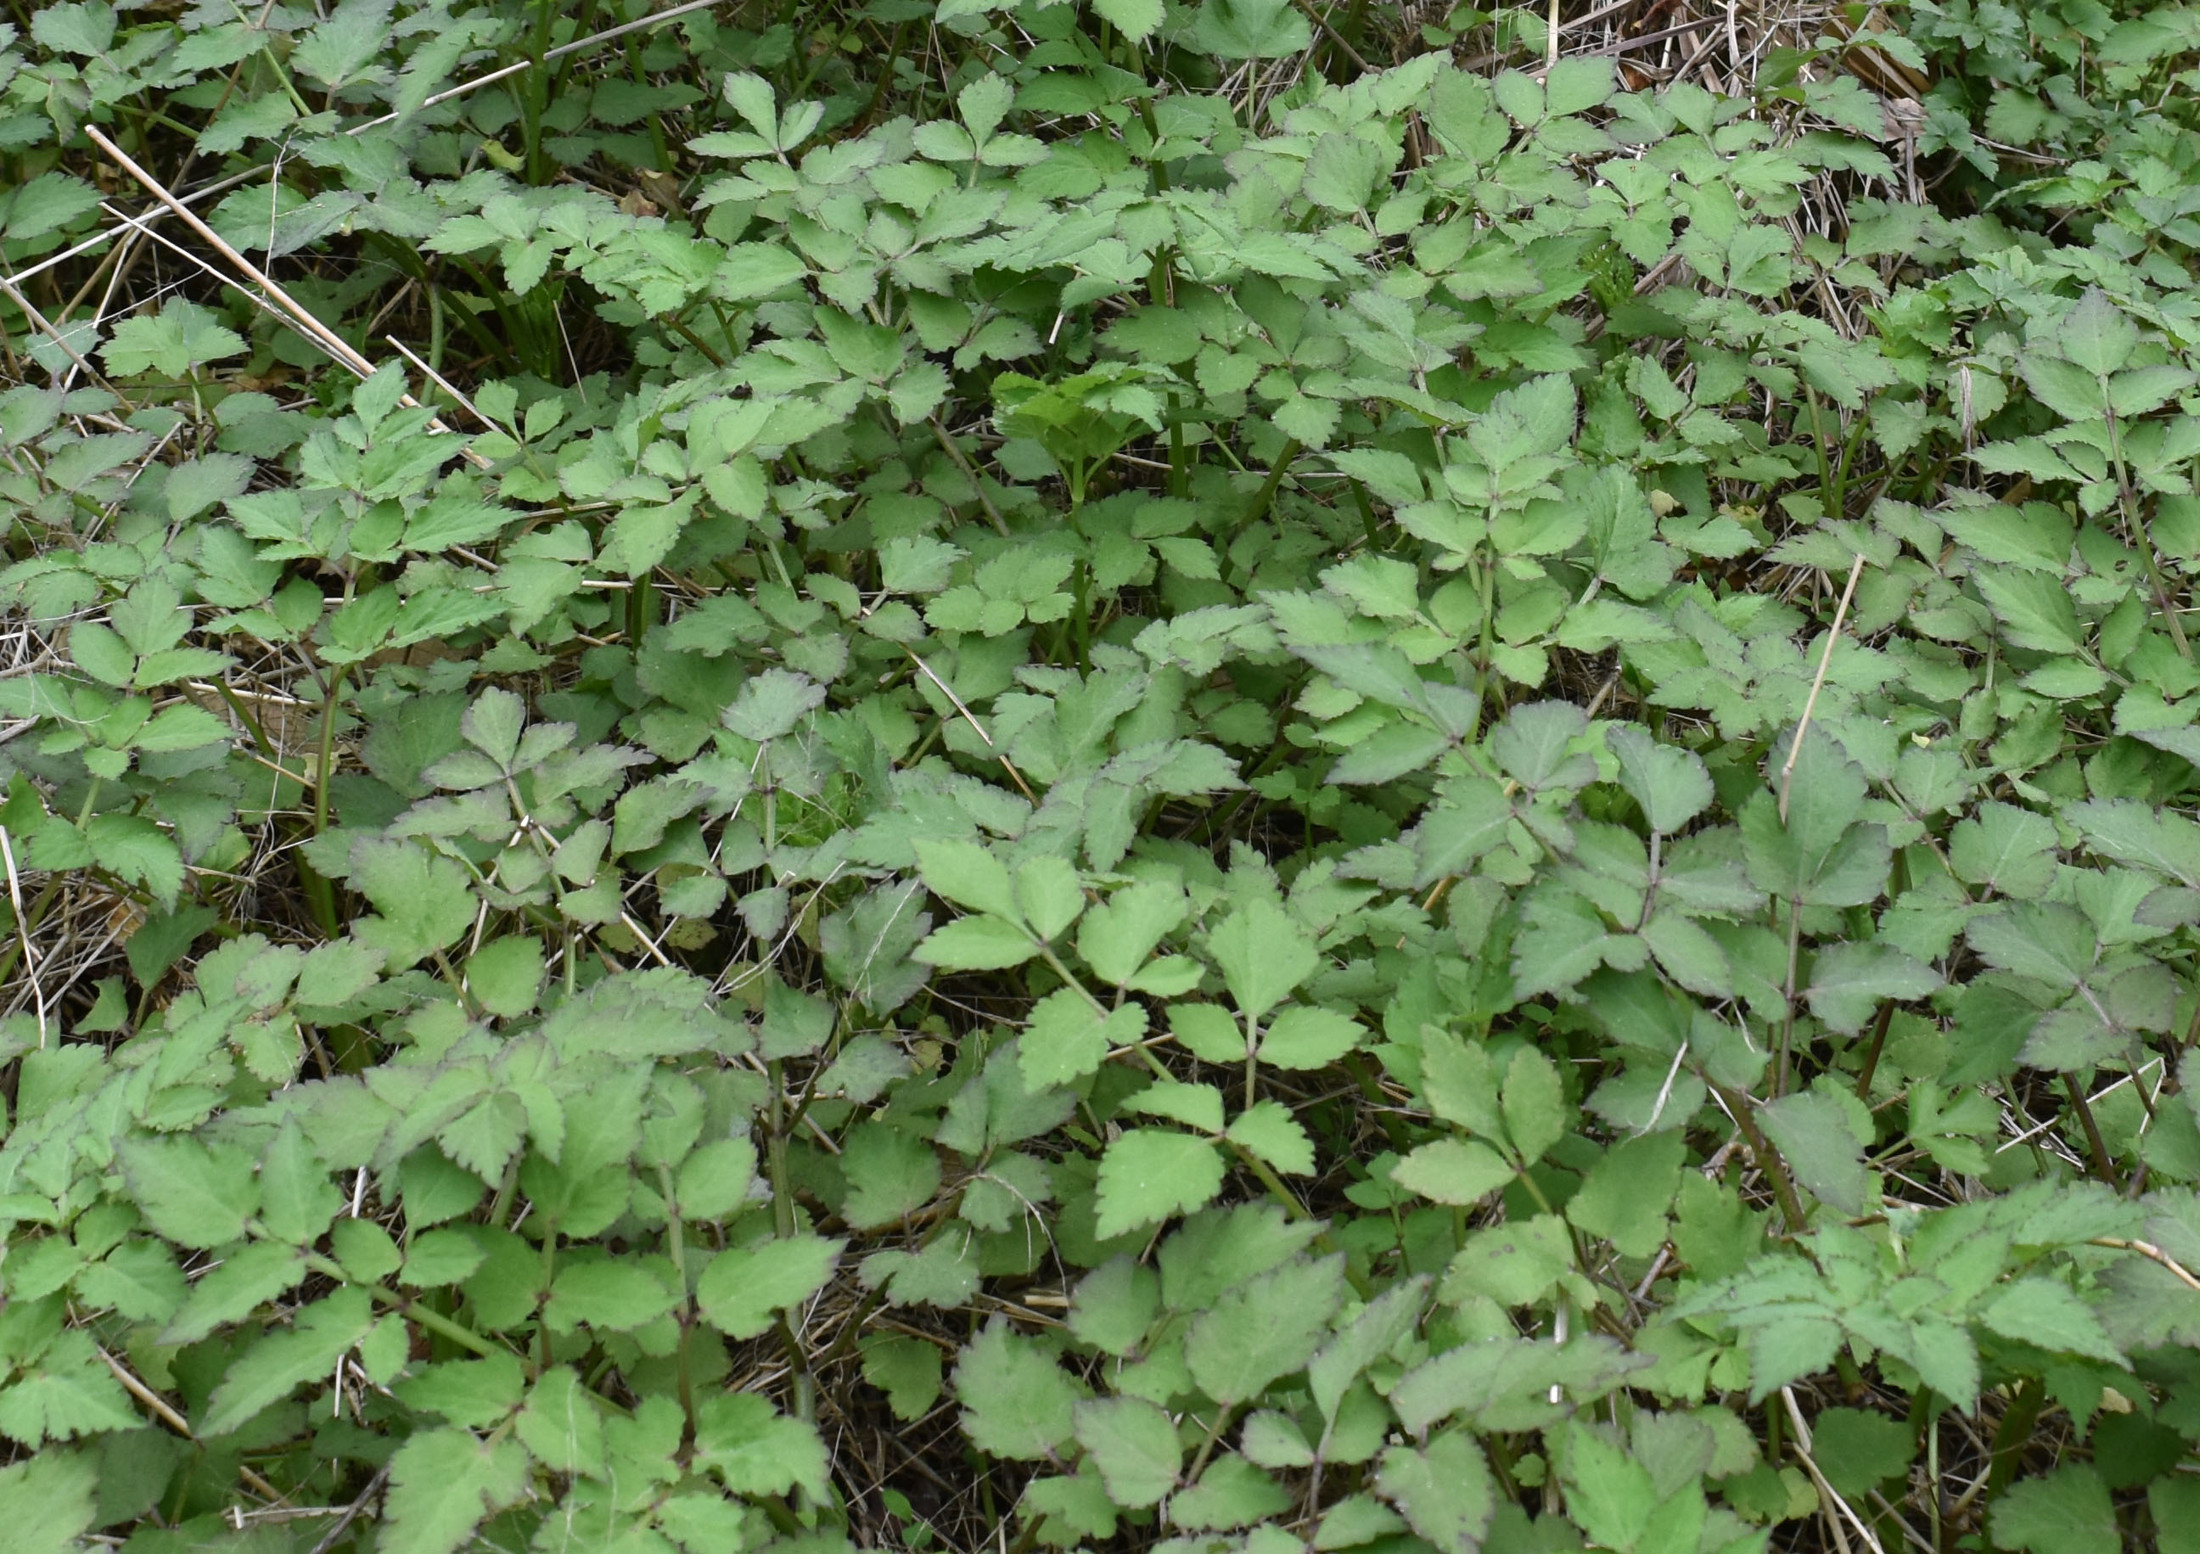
(0, 173, 98, 243)
(1804, 941, 1941, 1035)
(1420, 1028, 1505, 1139)
(119, 1136, 258, 1249)
(1607, 724, 1713, 833)
(257, 1119, 340, 1245)
(0, 1333, 141, 1446)
(349, 837, 477, 968)
(1990, 1464, 2115, 1553)
(1207, 899, 1318, 1021)
(693, 1394, 831, 1499)
(1972, 568, 2083, 654)
(1124, 1079, 1225, 1134)
(1073, 1396, 1180, 1506)
(1227, 1101, 1316, 1176)
(1077, 879, 1186, 985)
(1023, 989, 1148, 1088)
(723, 668, 826, 741)
(381, 1427, 528, 1554)
(913, 914, 1037, 971)
(202, 1288, 374, 1436)
(1811, 1407, 1914, 1499)
(696, 1235, 843, 1340)
(1095, 1129, 1226, 1237)
(1376, 1430, 1497, 1552)
(545, 1259, 678, 1332)
(1561, 1425, 1657, 1550)
(861, 1334, 944, 1422)
(955, 1319, 1081, 1460)
(465, 936, 545, 1019)
(1259, 1005, 1363, 1069)
(1184, 1254, 1347, 1405)
(85, 814, 183, 907)
(1501, 1046, 1564, 1164)
(2058, 291, 2139, 378)
(841, 1123, 942, 1229)
(1979, 1279, 2125, 1365)
(0, 1448, 97, 1554)
(676, 1138, 759, 1221)
(1016, 855, 1085, 942)
(1567, 1131, 1686, 1257)
(1391, 1139, 1515, 1205)
(914, 838, 1019, 921)
(1950, 801, 2060, 899)
(401, 1229, 487, 1289)
(162, 1241, 307, 1345)
(1090, 0, 1163, 41)
(101, 300, 247, 378)
(1758, 1090, 1870, 1217)
(515, 1368, 604, 1477)
(1442, 1214, 1574, 1307)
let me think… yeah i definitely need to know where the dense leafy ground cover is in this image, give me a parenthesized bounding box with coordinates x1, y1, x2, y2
(3, 0, 2200, 1548)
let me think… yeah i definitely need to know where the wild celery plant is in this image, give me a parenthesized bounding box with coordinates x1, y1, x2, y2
(1, 0, 2199, 1551)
